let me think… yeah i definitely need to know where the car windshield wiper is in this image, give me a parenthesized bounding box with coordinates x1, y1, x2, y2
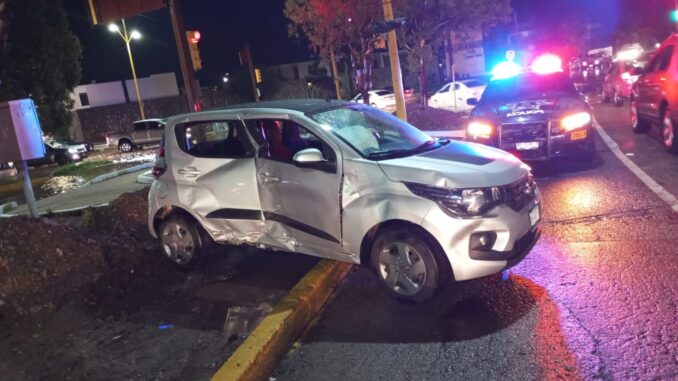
(366, 140, 439, 160)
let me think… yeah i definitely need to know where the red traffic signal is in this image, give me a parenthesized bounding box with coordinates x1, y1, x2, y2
(187, 30, 201, 44)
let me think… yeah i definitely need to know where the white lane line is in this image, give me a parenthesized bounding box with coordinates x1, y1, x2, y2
(593, 119, 678, 212)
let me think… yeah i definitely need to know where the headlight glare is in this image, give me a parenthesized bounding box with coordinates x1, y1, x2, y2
(467, 121, 494, 139)
(68, 148, 78, 153)
(561, 112, 591, 131)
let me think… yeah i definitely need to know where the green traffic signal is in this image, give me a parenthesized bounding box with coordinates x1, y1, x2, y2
(672, 9, 678, 23)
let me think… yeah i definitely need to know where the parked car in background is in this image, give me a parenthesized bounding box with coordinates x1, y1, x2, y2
(46, 139, 88, 158)
(631, 35, 678, 153)
(27, 143, 82, 167)
(61, 138, 94, 152)
(106, 119, 166, 152)
(148, 99, 541, 303)
(430, 80, 487, 110)
(602, 49, 654, 106)
(351, 90, 396, 110)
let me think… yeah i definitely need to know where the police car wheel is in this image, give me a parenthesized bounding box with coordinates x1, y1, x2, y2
(601, 89, 610, 103)
(613, 91, 624, 107)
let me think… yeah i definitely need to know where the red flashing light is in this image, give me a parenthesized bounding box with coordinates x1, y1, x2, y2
(531, 54, 563, 75)
(621, 72, 631, 81)
(194, 31, 201, 41)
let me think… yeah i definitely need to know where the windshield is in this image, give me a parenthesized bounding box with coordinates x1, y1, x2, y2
(463, 80, 485, 88)
(309, 106, 439, 160)
(482, 72, 577, 103)
(374, 90, 392, 96)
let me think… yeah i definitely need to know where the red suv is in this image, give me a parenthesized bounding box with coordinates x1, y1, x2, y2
(631, 35, 678, 153)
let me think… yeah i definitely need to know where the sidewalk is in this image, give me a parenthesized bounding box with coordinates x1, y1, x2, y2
(7, 170, 148, 216)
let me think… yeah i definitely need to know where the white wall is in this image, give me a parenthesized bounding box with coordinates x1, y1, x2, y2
(71, 81, 126, 109)
(71, 72, 180, 110)
(126, 72, 180, 102)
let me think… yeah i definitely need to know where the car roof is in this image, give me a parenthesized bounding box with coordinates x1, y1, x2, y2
(223, 99, 354, 114)
(134, 119, 165, 123)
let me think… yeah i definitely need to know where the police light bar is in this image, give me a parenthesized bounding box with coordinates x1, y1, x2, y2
(491, 60, 522, 80)
(531, 54, 563, 75)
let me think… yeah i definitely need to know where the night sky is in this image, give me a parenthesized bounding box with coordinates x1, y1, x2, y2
(65, 0, 675, 87)
(65, 0, 312, 86)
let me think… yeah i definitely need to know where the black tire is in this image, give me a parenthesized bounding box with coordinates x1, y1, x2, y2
(370, 226, 450, 303)
(118, 139, 133, 152)
(159, 215, 213, 271)
(662, 106, 678, 154)
(56, 155, 69, 166)
(601, 89, 610, 103)
(631, 99, 650, 134)
(581, 138, 597, 162)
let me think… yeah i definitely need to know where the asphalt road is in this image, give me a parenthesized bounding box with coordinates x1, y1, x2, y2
(273, 99, 678, 380)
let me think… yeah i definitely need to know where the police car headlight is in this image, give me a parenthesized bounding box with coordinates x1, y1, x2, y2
(405, 182, 503, 217)
(68, 148, 78, 153)
(561, 112, 592, 131)
(467, 121, 494, 139)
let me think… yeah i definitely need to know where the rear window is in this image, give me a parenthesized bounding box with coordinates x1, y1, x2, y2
(463, 80, 485, 88)
(374, 90, 392, 96)
(482, 72, 577, 103)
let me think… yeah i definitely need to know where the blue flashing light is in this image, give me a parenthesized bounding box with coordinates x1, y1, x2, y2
(491, 61, 522, 80)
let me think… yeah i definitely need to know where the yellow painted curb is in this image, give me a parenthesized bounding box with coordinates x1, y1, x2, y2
(211, 259, 352, 381)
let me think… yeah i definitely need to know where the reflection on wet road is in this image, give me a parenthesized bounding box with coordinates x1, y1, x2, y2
(273, 102, 678, 380)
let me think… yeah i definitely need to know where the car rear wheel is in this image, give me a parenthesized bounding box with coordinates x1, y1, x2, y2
(601, 88, 610, 103)
(56, 155, 69, 166)
(662, 107, 678, 154)
(631, 99, 650, 133)
(370, 226, 449, 303)
(159, 215, 212, 271)
(118, 140, 133, 152)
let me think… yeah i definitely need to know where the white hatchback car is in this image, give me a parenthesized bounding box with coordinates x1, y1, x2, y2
(430, 80, 487, 111)
(148, 100, 541, 302)
(351, 90, 397, 110)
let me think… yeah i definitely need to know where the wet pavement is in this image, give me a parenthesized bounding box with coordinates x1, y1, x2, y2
(273, 99, 678, 380)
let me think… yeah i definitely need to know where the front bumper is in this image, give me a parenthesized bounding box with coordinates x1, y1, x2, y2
(420, 187, 542, 282)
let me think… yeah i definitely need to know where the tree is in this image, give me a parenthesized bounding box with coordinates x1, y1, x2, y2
(0, 0, 12, 87)
(395, 0, 511, 106)
(285, 0, 381, 104)
(0, 0, 81, 137)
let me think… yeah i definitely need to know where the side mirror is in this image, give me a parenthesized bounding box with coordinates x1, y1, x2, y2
(293, 148, 324, 164)
(467, 98, 479, 106)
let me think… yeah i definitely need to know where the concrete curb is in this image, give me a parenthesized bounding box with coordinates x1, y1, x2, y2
(0, 203, 110, 218)
(211, 259, 352, 381)
(82, 162, 153, 187)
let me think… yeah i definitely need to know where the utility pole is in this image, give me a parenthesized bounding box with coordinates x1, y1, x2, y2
(242, 44, 260, 102)
(168, 0, 202, 112)
(121, 20, 145, 119)
(382, 0, 407, 121)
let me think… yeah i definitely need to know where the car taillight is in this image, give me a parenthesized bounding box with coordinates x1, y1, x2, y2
(152, 147, 166, 178)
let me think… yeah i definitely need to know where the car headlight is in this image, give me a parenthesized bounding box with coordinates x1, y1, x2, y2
(405, 182, 503, 217)
(68, 148, 78, 153)
(561, 112, 592, 131)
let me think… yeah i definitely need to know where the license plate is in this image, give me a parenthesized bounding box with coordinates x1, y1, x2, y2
(529, 205, 541, 228)
(516, 142, 539, 150)
(571, 129, 587, 141)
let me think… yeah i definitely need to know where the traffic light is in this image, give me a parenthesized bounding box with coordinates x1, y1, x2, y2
(186, 30, 202, 71)
(672, 9, 678, 23)
(255, 68, 263, 83)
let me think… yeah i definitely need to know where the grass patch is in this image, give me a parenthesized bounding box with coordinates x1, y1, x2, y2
(53, 160, 112, 177)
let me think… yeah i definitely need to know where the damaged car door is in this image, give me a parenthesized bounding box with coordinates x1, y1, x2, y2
(246, 118, 344, 258)
(171, 119, 264, 242)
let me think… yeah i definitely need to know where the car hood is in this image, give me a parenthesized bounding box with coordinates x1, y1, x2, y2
(472, 96, 588, 124)
(378, 141, 530, 188)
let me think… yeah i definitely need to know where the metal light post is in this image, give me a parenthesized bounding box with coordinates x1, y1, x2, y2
(108, 20, 145, 120)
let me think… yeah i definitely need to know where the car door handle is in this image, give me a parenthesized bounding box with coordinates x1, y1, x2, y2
(260, 173, 280, 183)
(178, 167, 202, 178)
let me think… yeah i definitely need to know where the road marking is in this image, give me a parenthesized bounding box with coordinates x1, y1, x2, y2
(593, 119, 678, 212)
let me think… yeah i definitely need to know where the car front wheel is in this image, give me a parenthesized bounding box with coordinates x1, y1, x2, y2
(118, 140, 133, 152)
(370, 226, 449, 303)
(663, 107, 678, 154)
(159, 215, 212, 271)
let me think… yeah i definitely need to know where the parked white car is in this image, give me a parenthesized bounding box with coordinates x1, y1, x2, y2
(148, 100, 541, 302)
(351, 90, 397, 110)
(430, 80, 487, 111)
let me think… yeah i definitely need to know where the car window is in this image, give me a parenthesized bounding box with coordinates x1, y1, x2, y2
(175, 120, 251, 159)
(482, 72, 578, 103)
(648, 46, 674, 72)
(151, 121, 165, 129)
(133, 122, 147, 131)
(374, 90, 392, 96)
(437, 84, 451, 93)
(246, 119, 336, 163)
(463, 80, 485, 88)
(454, 83, 462, 91)
(354, 94, 363, 101)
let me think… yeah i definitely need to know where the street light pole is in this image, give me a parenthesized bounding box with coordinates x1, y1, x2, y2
(109, 19, 145, 120)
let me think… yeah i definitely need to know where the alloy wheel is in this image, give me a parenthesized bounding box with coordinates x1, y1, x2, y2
(377, 241, 427, 296)
(161, 221, 195, 265)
